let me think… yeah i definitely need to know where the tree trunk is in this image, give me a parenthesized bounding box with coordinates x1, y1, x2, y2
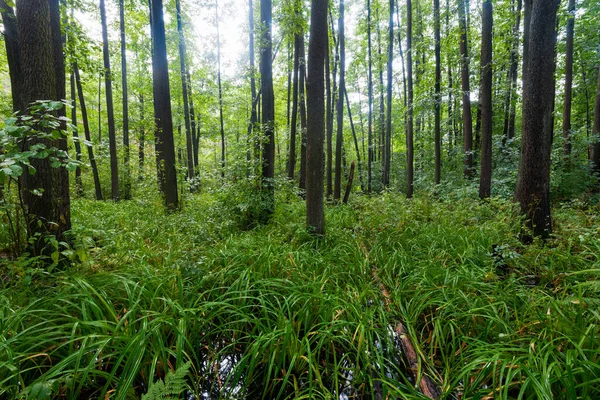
(367, 0, 373, 193)
(298, 48, 308, 190)
(287, 11, 301, 180)
(503, 0, 522, 144)
(139, 94, 145, 181)
(406, 0, 414, 198)
(590, 68, 600, 173)
(334, 0, 345, 201)
(343, 161, 355, 204)
(325, 31, 333, 194)
(216, 0, 226, 178)
(100, 0, 120, 201)
(306, 0, 327, 235)
(151, 0, 179, 210)
(17, 0, 71, 252)
(562, 0, 575, 159)
(383, 0, 393, 188)
(433, 0, 441, 185)
(176, 0, 195, 181)
(119, 0, 131, 199)
(75, 64, 103, 200)
(260, 0, 275, 213)
(479, 0, 493, 199)
(247, 0, 258, 171)
(0, 0, 22, 112)
(515, 0, 560, 238)
(345, 89, 364, 189)
(70, 70, 83, 197)
(327, 11, 338, 198)
(458, 0, 473, 178)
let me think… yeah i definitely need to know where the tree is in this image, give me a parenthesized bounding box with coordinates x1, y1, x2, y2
(515, 0, 560, 238)
(216, 0, 226, 178)
(562, 0, 576, 159)
(502, 0, 522, 145)
(0, 0, 21, 112)
(287, 15, 300, 180)
(151, 0, 179, 210)
(591, 68, 600, 174)
(100, 0, 120, 200)
(16, 0, 71, 251)
(383, 0, 393, 188)
(433, 0, 441, 185)
(306, 0, 327, 234)
(247, 0, 258, 170)
(334, 0, 345, 201)
(367, 0, 373, 193)
(479, 0, 492, 198)
(458, 0, 473, 178)
(406, 0, 414, 198)
(120, 0, 131, 199)
(176, 0, 194, 180)
(260, 0, 275, 213)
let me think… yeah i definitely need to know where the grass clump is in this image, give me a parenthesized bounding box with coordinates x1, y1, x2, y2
(1, 190, 600, 399)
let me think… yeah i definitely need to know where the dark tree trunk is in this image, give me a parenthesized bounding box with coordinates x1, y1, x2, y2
(406, 0, 414, 198)
(120, 0, 131, 199)
(100, 0, 120, 201)
(343, 161, 355, 204)
(260, 0, 275, 212)
(187, 70, 198, 170)
(139, 94, 146, 181)
(288, 28, 300, 179)
(306, 0, 327, 235)
(562, 0, 575, 158)
(216, 0, 226, 178)
(383, 0, 393, 188)
(298, 49, 307, 190)
(395, 0, 407, 110)
(515, 0, 560, 238)
(70, 70, 83, 197)
(503, 0, 522, 144)
(17, 0, 71, 252)
(327, 11, 338, 198)
(176, 0, 194, 181)
(345, 89, 364, 189)
(0, 0, 22, 111)
(367, 0, 373, 193)
(151, 0, 179, 210)
(325, 31, 333, 194)
(334, 0, 345, 201)
(247, 0, 258, 169)
(434, 0, 441, 185)
(75, 64, 103, 200)
(590, 68, 600, 173)
(97, 70, 102, 142)
(458, 0, 473, 178)
(479, 0, 493, 199)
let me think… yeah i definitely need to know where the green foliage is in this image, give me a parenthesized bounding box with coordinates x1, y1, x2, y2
(142, 362, 191, 400)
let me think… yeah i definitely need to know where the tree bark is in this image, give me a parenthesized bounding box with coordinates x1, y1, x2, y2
(260, 0, 275, 213)
(70, 70, 83, 197)
(151, 0, 179, 210)
(479, 0, 493, 199)
(306, 0, 327, 235)
(288, 26, 300, 179)
(367, 0, 374, 193)
(502, 0, 522, 144)
(17, 0, 71, 252)
(343, 161, 355, 204)
(176, 0, 194, 181)
(138, 94, 146, 181)
(433, 0, 441, 185)
(334, 0, 345, 201)
(458, 0, 473, 178)
(120, 0, 131, 199)
(75, 64, 103, 201)
(0, 0, 22, 112)
(562, 0, 575, 159)
(298, 48, 307, 190)
(383, 0, 393, 188)
(406, 0, 414, 198)
(216, 0, 226, 178)
(100, 0, 120, 201)
(590, 68, 600, 174)
(515, 0, 560, 238)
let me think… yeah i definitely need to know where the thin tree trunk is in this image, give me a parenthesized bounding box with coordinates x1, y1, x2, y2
(327, 11, 338, 198)
(406, 0, 414, 198)
(383, 0, 393, 188)
(334, 0, 346, 201)
(139, 94, 145, 181)
(216, 0, 226, 178)
(343, 161, 355, 204)
(260, 0, 275, 213)
(590, 67, 600, 173)
(325, 32, 333, 192)
(434, 0, 441, 185)
(98, 69, 102, 142)
(503, 0, 522, 144)
(176, 0, 195, 181)
(248, 0, 258, 170)
(100, 0, 120, 200)
(0, 0, 22, 111)
(288, 14, 301, 179)
(345, 89, 364, 189)
(298, 48, 308, 190)
(70, 70, 83, 196)
(119, 0, 131, 199)
(479, 0, 493, 199)
(306, 0, 327, 235)
(562, 0, 575, 158)
(458, 0, 473, 178)
(151, 0, 179, 209)
(367, 0, 374, 193)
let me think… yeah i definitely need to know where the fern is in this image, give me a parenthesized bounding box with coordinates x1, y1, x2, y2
(142, 362, 191, 400)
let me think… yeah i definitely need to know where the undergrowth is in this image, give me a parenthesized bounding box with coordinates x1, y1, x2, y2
(1, 186, 599, 399)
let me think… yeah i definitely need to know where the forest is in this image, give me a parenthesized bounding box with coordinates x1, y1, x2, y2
(1, 0, 600, 398)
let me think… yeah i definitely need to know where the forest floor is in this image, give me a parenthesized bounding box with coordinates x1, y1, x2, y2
(1, 185, 600, 399)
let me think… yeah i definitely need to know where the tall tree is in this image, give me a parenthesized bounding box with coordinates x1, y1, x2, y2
(515, 0, 560, 238)
(367, 0, 374, 193)
(298, 41, 308, 190)
(406, 0, 414, 198)
(0, 0, 21, 111)
(479, 0, 493, 198)
(502, 0, 522, 144)
(70, 70, 83, 196)
(75, 64, 103, 200)
(383, 0, 393, 188)
(433, 0, 441, 185)
(562, 0, 576, 158)
(591, 68, 600, 174)
(247, 0, 258, 169)
(334, 0, 345, 201)
(306, 0, 327, 235)
(176, 0, 194, 180)
(216, 0, 226, 178)
(17, 0, 71, 252)
(260, 0, 275, 213)
(288, 24, 300, 180)
(458, 0, 473, 178)
(151, 0, 179, 209)
(120, 0, 131, 199)
(100, 0, 120, 200)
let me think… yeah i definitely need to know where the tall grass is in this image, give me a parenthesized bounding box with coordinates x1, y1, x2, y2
(1, 186, 600, 398)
